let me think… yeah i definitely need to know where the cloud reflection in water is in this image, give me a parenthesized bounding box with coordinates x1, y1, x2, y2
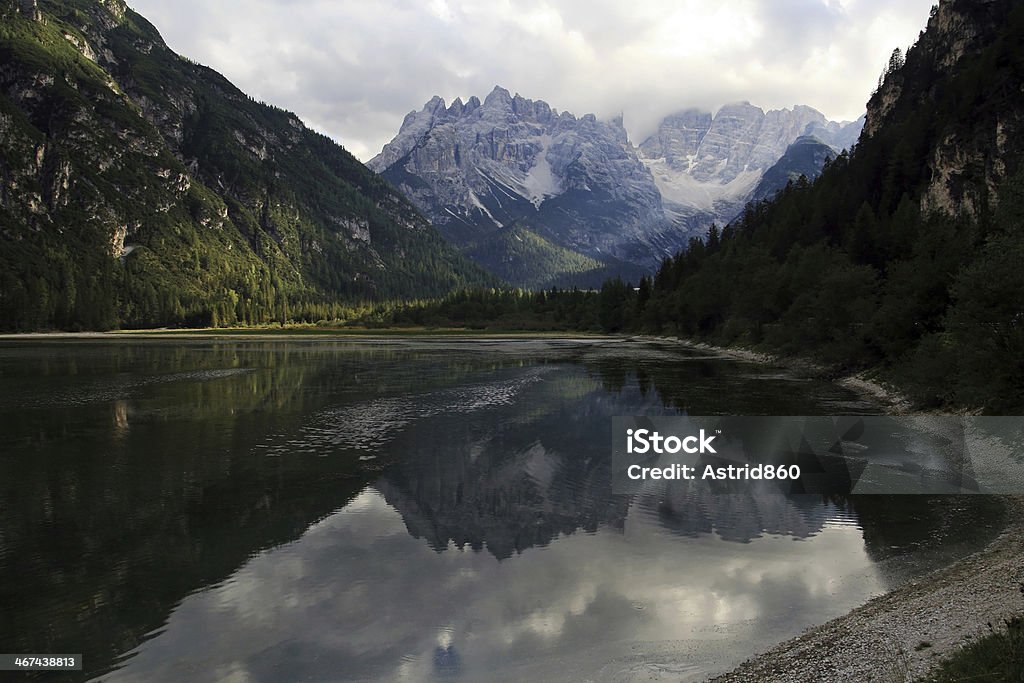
(101, 486, 883, 683)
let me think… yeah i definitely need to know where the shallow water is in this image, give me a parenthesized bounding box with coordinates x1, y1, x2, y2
(0, 338, 1003, 681)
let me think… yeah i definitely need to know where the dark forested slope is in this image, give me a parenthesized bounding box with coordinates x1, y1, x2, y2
(0, 0, 489, 330)
(634, 0, 1024, 411)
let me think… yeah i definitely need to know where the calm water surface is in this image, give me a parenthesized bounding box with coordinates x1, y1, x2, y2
(0, 338, 1004, 682)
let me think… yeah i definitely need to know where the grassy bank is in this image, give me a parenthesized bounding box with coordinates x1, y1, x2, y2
(920, 616, 1023, 682)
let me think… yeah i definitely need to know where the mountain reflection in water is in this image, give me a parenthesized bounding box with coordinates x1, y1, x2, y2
(0, 339, 1004, 683)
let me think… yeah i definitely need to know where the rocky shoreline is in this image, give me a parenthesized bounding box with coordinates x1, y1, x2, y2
(709, 496, 1024, 682)
(662, 338, 915, 415)
(650, 337, 1023, 682)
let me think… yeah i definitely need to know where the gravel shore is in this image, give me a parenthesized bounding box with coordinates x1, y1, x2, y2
(664, 338, 915, 415)
(709, 496, 1024, 682)
(656, 337, 1024, 681)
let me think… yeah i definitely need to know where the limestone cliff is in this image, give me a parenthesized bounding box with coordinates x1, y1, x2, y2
(370, 86, 671, 271)
(865, 0, 1024, 217)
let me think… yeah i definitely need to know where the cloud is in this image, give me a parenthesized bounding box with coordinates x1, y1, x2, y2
(127, 0, 936, 161)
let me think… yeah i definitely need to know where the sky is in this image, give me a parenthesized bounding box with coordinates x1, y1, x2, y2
(128, 0, 937, 162)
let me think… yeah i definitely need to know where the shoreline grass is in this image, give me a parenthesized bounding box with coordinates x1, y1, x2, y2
(919, 616, 1023, 682)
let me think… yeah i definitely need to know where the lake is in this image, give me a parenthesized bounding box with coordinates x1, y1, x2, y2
(0, 337, 1004, 682)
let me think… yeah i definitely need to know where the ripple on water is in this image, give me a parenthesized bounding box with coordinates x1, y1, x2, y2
(258, 368, 551, 456)
(6, 367, 255, 408)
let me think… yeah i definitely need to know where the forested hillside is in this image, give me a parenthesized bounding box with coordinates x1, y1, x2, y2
(368, 0, 1024, 413)
(629, 0, 1024, 411)
(0, 0, 489, 331)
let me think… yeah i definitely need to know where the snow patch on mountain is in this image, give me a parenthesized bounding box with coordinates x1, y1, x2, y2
(521, 134, 561, 208)
(468, 190, 500, 226)
(645, 156, 762, 216)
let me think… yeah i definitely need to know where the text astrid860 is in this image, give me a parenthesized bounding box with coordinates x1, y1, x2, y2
(626, 463, 802, 481)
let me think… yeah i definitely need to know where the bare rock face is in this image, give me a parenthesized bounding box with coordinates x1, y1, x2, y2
(866, 0, 1022, 219)
(370, 86, 671, 268)
(637, 103, 862, 229)
(371, 88, 863, 274)
(922, 0, 1022, 218)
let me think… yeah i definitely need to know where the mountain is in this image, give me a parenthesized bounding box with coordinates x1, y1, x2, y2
(369, 87, 674, 282)
(370, 90, 862, 286)
(636, 103, 863, 229)
(806, 114, 866, 152)
(0, 0, 489, 331)
(750, 135, 838, 202)
(865, 1, 1022, 219)
(629, 0, 1024, 412)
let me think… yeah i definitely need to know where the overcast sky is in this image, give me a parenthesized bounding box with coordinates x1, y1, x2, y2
(128, 0, 936, 162)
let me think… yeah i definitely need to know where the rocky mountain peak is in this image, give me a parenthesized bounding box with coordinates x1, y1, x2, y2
(634, 100, 858, 230)
(609, 113, 628, 145)
(446, 97, 464, 116)
(718, 100, 759, 115)
(483, 85, 513, 109)
(370, 87, 864, 282)
(369, 87, 670, 277)
(424, 94, 446, 115)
